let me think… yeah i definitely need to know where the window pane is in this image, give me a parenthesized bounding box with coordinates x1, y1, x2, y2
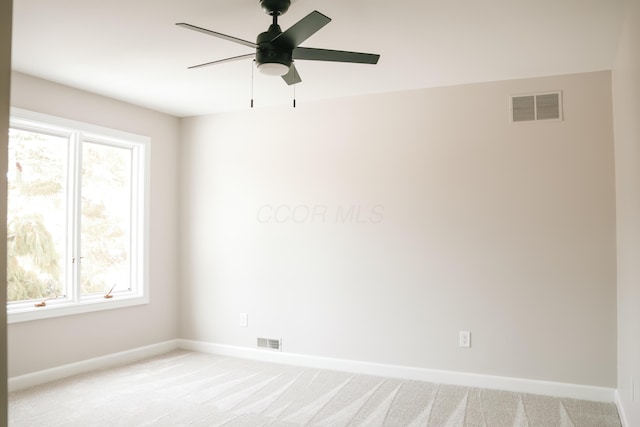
(7, 129, 68, 303)
(80, 142, 132, 296)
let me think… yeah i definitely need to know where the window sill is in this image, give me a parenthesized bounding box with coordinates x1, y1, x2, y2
(7, 295, 149, 324)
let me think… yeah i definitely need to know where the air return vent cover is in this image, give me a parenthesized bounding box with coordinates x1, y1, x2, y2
(257, 337, 281, 351)
(511, 92, 562, 122)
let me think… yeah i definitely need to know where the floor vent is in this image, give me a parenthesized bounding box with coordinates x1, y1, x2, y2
(257, 337, 282, 351)
(511, 91, 562, 122)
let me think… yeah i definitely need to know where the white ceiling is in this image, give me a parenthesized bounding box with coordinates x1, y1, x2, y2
(12, 0, 627, 117)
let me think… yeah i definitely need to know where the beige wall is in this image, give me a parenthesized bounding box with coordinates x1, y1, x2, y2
(613, 0, 640, 423)
(1, 0, 11, 422)
(180, 71, 617, 387)
(7, 73, 181, 376)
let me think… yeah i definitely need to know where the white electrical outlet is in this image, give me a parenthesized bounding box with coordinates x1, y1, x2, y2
(459, 331, 471, 348)
(240, 313, 248, 328)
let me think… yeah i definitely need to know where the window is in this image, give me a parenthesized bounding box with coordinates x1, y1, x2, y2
(6, 108, 149, 323)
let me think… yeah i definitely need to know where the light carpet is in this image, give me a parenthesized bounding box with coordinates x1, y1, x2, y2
(9, 350, 621, 426)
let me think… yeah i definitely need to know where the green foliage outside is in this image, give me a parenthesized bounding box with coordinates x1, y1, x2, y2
(80, 142, 131, 295)
(7, 214, 61, 301)
(7, 130, 65, 302)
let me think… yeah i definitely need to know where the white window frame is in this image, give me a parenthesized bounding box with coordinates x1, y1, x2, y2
(7, 108, 150, 323)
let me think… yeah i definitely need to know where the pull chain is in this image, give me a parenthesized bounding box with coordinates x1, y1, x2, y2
(250, 59, 255, 108)
(292, 65, 297, 108)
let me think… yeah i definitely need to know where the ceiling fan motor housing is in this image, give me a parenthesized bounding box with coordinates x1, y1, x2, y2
(256, 25, 292, 68)
(260, 0, 291, 16)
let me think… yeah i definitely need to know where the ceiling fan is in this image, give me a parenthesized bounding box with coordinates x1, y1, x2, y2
(176, 0, 381, 85)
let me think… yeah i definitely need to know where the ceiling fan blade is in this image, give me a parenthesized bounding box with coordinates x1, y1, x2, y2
(293, 47, 380, 64)
(187, 53, 255, 69)
(271, 11, 331, 48)
(281, 63, 302, 85)
(176, 23, 257, 49)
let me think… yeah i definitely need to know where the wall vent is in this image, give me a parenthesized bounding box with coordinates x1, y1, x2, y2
(257, 337, 282, 351)
(511, 92, 562, 122)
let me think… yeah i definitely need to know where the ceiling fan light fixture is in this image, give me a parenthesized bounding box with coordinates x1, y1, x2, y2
(257, 62, 290, 76)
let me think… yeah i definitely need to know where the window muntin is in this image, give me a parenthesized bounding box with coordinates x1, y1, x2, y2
(6, 109, 149, 322)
